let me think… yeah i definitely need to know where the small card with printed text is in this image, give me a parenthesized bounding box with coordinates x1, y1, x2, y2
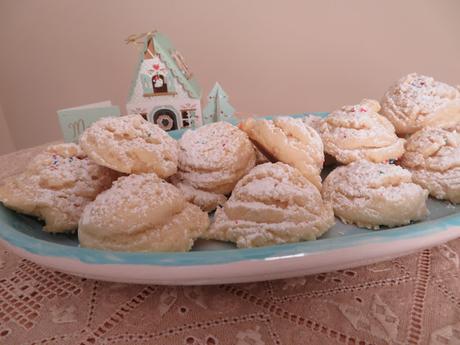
(57, 101, 120, 143)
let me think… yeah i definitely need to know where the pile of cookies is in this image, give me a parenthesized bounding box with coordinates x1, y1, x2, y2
(0, 72, 459, 252)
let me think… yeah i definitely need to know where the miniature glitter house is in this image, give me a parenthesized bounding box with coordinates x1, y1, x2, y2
(126, 31, 202, 131)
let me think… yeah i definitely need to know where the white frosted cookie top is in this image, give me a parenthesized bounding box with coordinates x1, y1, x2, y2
(177, 122, 256, 194)
(26, 143, 115, 200)
(80, 173, 184, 235)
(0, 143, 116, 232)
(319, 99, 405, 164)
(381, 73, 460, 135)
(179, 121, 254, 171)
(401, 127, 460, 172)
(324, 160, 415, 198)
(78, 173, 210, 252)
(205, 162, 335, 248)
(31, 143, 115, 197)
(239, 117, 324, 189)
(400, 128, 460, 203)
(233, 162, 325, 214)
(79, 114, 179, 177)
(322, 160, 428, 229)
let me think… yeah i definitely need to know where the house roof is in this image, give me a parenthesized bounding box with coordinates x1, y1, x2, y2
(127, 32, 201, 101)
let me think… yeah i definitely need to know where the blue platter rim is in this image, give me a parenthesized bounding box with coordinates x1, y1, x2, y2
(1, 112, 459, 267)
(1, 205, 459, 266)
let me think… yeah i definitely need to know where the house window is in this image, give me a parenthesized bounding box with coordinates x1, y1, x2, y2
(153, 108, 178, 131)
(152, 75, 168, 93)
(181, 111, 191, 128)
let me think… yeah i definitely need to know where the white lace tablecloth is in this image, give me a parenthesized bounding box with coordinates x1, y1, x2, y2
(0, 146, 459, 345)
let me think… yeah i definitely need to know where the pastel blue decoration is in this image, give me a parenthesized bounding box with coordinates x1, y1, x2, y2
(166, 70, 176, 93)
(57, 102, 120, 143)
(127, 31, 201, 102)
(126, 31, 202, 131)
(202, 82, 235, 124)
(140, 74, 153, 94)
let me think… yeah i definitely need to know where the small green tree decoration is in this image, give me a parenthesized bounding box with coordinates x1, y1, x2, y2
(202, 82, 235, 124)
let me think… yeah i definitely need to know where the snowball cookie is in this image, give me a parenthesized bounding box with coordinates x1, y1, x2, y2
(78, 173, 210, 252)
(322, 160, 429, 229)
(381, 73, 460, 135)
(176, 122, 256, 195)
(400, 128, 460, 203)
(170, 175, 227, 212)
(301, 114, 323, 133)
(0, 143, 117, 233)
(79, 114, 179, 177)
(204, 162, 335, 248)
(319, 99, 405, 165)
(239, 117, 324, 190)
(301, 114, 340, 166)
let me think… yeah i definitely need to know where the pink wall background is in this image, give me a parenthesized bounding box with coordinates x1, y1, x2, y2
(0, 0, 459, 153)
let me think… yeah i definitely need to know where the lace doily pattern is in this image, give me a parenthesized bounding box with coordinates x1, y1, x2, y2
(0, 243, 460, 345)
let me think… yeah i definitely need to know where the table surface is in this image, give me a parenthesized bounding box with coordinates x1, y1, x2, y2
(0, 145, 459, 345)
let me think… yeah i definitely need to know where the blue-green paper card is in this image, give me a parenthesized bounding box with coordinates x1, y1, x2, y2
(57, 101, 121, 142)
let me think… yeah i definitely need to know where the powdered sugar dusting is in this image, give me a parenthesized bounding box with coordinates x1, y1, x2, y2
(205, 162, 335, 248)
(240, 117, 324, 189)
(323, 160, 429, 229)
(0, 143, 117, 232)
(401, 127, 460, 203)
(381, 73, 460, 134)
(402, 127, 460, 172)
(79, 114, 179, 177)
(177, 122, 256, 194)
(78, 173, 209, 252)
(319, 99, 405, 164)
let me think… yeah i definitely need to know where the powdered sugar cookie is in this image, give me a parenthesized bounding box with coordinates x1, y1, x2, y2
(78, 173, 209, 252)
(322, 160, 429, 229)
(0, 143, 117, 233)
(381, 73, 460, 135)
(239, 117, 324, 189)
(204, 162, 335, 248)
(170, 175, 227, 212)
(176, 122, 256, 195)
(400, 127, 460, 203)
(301, 114, 323, 133)
(319, 99, 405, 165)
(301, 114, 340, 166)
(79, 114, 179, 177)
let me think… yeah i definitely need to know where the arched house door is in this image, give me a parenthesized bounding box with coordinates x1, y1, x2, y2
(148, 106, 179, 131)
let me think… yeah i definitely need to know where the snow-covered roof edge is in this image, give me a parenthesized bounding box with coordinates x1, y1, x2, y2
(127, 31, 201, 103)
